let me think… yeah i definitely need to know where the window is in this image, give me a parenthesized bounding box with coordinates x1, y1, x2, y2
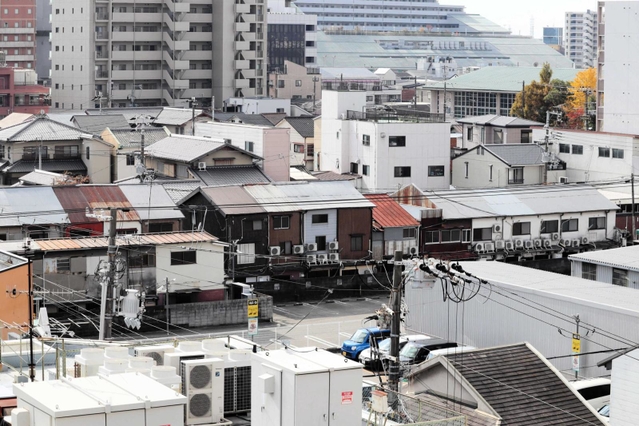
(128, 250, 155, 268)
(315, 235, 326, 251)
(464, 162, 469, 178)
(424, 231, 440, 244)
(350, 235, 363, 251)
(403, 228, 416, 238)
(362, 134, 370, 146)
(561, 218, 579, 232)
(277, 80, 285, 88)
(362, 165, 370, 176)
(85, 146, 90, 160)
(273, 215, 290, 230)
(586, 217, 606, 231)
(428, 165, 445, 177)
(559, 143, 570, 153)
(126, 154, 135, 166)
(170, 250, 196, 265)
(612, 148, 624, 159)
(236, 243, 256, 264)
(394, 167, 411, 178)
(252, 220, 263, 231)
(513, 222, 531, 235)
(350, 162, 358, 174)
(540, 220, 559, 233)
(56, 258, 70, 272)
(147, 222, 173, 233)
(295, 80, 302, 87)
(279, 241, 292, 255)
(244, 141, 254, 152)
(612, 268, 628, 286)
(389, 136, 406, 147)
(494, 129, 503, 143)
(572, 144, 583, 155)
(508, 167, 524, 184)
(582, 263, 596, 281)
(521, 130, 532, 144)
(441, 229, 461, 243)
(598, 147, 610, 157)
(462, 229, 472, 243)
(293, 144, 304, 153)
(54, 145, 79, 159)
(467, 127, 473, 141)
(473, 228, 492, 241)
(312, 214, 328, 224)
(489, 164, 493, 181)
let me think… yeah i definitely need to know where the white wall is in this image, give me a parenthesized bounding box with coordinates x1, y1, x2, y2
(303, 209, 337, 253)
(156, 242, 224, 292)
(227, 97, 291, 114)
(611, 347, 639, 426)
(195, 121, 269, 158)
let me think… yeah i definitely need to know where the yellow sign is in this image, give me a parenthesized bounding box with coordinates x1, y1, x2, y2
(248, 299, 259, 318)
(572, 333, 581, 353)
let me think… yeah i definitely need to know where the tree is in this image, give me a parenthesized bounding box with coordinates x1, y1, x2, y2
(564, 68, 597, 129)
(510, 63, 565, 124)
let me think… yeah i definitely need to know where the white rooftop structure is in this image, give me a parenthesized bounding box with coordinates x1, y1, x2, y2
(569, 245, 639, 273)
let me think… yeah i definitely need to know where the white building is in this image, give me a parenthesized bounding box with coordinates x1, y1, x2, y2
(565, 9, 597, 69)
(50, 0, 267, 110)
(225, 97, 291, 114)
(570, 245, 639, 288)
(320, 90, 451, 192)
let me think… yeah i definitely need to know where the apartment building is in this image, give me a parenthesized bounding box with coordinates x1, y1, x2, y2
(267, 0, 317, 71)
(0, 0, 37, 69)
(35, 0, 51, 86)
(564, 9, 597, 68)
(50, 0, 267, 111)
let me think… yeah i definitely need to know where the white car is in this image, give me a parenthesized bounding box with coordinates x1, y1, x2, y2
(358, 334, 430, 370)
(569, 377, 611, 412)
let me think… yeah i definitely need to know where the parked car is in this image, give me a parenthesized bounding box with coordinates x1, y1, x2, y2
(569, 377, 611, 412)
(399, 339, 458, 366)
(358, 334, 431, 370)
(425, 345, 477, 361)
(597, 404, 609, 423)
(341, 327, 390, 361)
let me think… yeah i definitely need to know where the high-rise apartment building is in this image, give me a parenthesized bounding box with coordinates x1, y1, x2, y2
(267, 0, 317, 71)
(0, 0, 37, 69)
(543, 27, 563, 47)
(50, 0, 267, 111)
(35, 0, 51, 86)
(564, 10, 597, 68)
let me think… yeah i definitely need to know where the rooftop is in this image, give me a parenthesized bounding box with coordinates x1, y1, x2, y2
(3, 159, 87, 175)
(569, 245, 639, 272)
(212, 112, 275, 127)
(16, 169, 64, 186)
(117, 184, 184, 221)
(153, 107, 204, 126)
(191, 164, 271, 187)
(52, 185, 139, 223)
(145, 135, 231, 163)
(346, 108, 445, 124)
(0, 250, 27, 272)
(456, 114, 544, 127)
(0, 116, 89, 142)
(280, 116, 315, 138)
(365, 193, 420, 229)
(71, 114, 129, 134)
(0, 186, 69, 227)
(457, 143, 547, 166)
(106, 127, 170, 149)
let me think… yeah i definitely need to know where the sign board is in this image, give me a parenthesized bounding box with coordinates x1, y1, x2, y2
(248, 298, 258, 318)
(572, 354, 579, 372)
(248, 317, 258, 336)
(572, 333, 581, 353)
(341, 391, 353, 405)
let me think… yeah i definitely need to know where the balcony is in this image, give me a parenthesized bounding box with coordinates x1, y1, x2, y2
(235, 78, 250, 89)
(112, 31, 160, 42)
(95, 12, 110, 21)
(235, 59, 250, 70)
(235, 3, 250, 13)
(96, 51, 109, 60)
(235, 22, 250, 32)
(235, 40, 250, 50)
(96, 31, 110, 40)
(95, 70, 109, 79)
(345, 108, 445, 124)
(112, 70, 161, 80)
(163, 69, 189, 89)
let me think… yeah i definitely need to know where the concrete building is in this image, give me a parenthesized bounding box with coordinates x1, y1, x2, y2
(0, 67, 50, 118)
(267, 0, 317, 71)
(543, 26, 564, 48)
(569, 245, 639, 288)
(456, 115, 543, 148)
(35, 0, 51, 86)
(0, 250, 29, 339)
(50, 0, 267, 110)
(0, 0, 36, 70)
(276, 116, 314, 169)
(320, 90, 450, 192)
(565, 9, 597, 69)
(268, 60, 321, 106)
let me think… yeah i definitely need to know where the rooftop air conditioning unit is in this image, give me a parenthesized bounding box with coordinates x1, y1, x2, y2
(293, 245, 304, 254)
(306, 243, 318, 252)
(473, 243, 485, 253)
(306, 254, 317, 264)
(505, 241, 514, 251)
(269, 246, 281, 256)
(198, 162, 206, 171)
(581, 236, 589, 245)
(559, 176, 569, 184)
(572, 239, 580, 247)
(484, 242, 495, 252)
(492, 224, 502, 233)
(559, 239, 570, 247)
(533, 239, 542, 248)
(514, 239, 524, 249)
(317, 253, 328, 263)
(495, 240, 505, 250)
(524, 240, 534, 249)
(181, 358, 224, 425)
(328, 241, 339, 251)
(409, 246, 418, 256)
(543, 239, 552, 248)
(134, 344, 175, 366)
(329, 253, 340, 262)
(551, 233, 560, 241)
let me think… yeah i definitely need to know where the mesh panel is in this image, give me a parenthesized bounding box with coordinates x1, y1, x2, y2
(224, 366, 252, 414)
(189, 393, 212, 418)
(189, 365, 212, 390)
(224, 368, 234, 413)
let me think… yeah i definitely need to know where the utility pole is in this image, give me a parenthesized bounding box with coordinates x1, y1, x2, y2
(388, 250, 403, 392)
(543, 110, 550, 185)
(28, 258, 35, 382)
(632, 173, 636, 242)
(573, 314, 580, 380)
(38, 137, 43, 170)
(190, 97, 197, 136)
(312, 76, 319, 115)
(522, 81, 526, 117)
(140, 130, 145, 167)
(99, 208, 117, 340)
(165, 277, 170, 336)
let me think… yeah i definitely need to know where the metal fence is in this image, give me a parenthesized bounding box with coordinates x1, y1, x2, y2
(346, 109, 446, 123)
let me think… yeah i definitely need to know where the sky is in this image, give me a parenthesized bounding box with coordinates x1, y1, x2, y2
(457, 0, 599, 39)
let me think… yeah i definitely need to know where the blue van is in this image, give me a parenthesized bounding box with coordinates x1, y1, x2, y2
(341, 327, 391, 361)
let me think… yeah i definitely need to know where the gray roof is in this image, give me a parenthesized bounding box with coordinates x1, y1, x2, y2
(0, 117, 88, 142)
(569, 245, 639, 272)
(311, 171, 359, 181)
(281, 117, 315, 138)
(84, 107, 163, 121)
(456, 115, 544, 127)
(4, 159, 87, 174)
(421, 185, 619, 220)
(460, 144, 546, 166)
(109, 127, 170, 148)
(118, 184, 185, 221)
(191, 165, 271, 187)
(213, 113, 275, 127)
(426, 67, 581, 93)
(321, 67, 379, 80)
(444, 343, 603, 425)
(72, 114, 129, 134)
(161, 181, 204, 203)
(146, 135, 262, 163)
(153, 107, 204, 126)
(0, 186, 69, 227)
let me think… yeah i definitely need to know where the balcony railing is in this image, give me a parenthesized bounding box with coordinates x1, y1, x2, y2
(346, 109, 445, 124)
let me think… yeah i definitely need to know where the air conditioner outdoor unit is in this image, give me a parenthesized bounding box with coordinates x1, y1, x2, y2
(181, 358, 224, 425)
(514, 239, 524, 249)
(533, 239, 542, 248)
(329, 253, 340, 262)
(164, 351, 206, 373)
(306, 254, 317, 264)
(134, 344, 175, 366)
(505, 241, 514, 251)
(269, 246, 281, 256)
(409, 246, 419, 255)
(328, 241, 339, 251)
(492, 224, 502, 233)
(559, 239, 570, 247)
(317, 253, 328, 263)
(551, 233, 560, 241)
(495, 240, 505, 250)
(524, 240, 534, 249)
(473, 243, 485, 253)
(543, 239, 552, 248)
(198, 162, 206, 171)
(306, 243, 318, 252)
(559, 176, 569, 184)
(484, 242, 495, 252)
(293, 245, 304, 254)
(581, 236, 589, 244)
(572, 239, 580, 247)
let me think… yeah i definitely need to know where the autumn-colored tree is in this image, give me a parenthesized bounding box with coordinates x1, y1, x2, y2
(510, 63, 563, 123)
(564, 67, 596, 129)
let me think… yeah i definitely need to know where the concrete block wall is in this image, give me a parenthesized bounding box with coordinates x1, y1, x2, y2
(167, 294, 273, 328)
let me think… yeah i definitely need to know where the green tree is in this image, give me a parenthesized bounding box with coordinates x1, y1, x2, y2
(510, 63, 565, 124)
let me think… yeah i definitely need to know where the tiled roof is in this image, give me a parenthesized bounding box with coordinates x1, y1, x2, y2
(482, 144, 546, 166)
(282, 116, 315, 138)
(146, 135, 261, 163)
(153, 107, 204, 126)
(445, 343, 603, 425)
(72, 114, 129, 134)
(262, 113, 287, 126)
(4, 159, 87, 174)
(365, 193, 419, 229)
(0, 117, 88, 142)
(213, 112, 274, 127)
(191, 165, 271, 187)
(109, 127, 170, 148)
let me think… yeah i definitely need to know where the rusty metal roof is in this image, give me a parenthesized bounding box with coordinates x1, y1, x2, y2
(35, 231, 218, 252)
(196, 186, 266, 216)
(365, 193, 420, 229)
(52, 185, 140, 223)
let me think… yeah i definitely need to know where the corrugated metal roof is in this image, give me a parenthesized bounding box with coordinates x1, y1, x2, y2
(84, 107, 163, 121)
(109, 127, 170, 148)
(282, 116, 315, 138)
(423, 186, 619, 220)
(153, 107, 204, 126)
(0, 186, 69, 227)
(456, 114, 544, 127)
(53, 186, 140, 223)
(198, 186, 266, 215)
(36, 231, 218, 252)
(212, 113, 274, 127)
(17, 170, 64, 186)
(0, 113, 34, 129)
(145, 135, 225, 162)
(72, 114, 129, 133)
(191, 164, 271, 187)
(569, 245, 639, 272)
(118, 184, 184, 221)
(482, 144, 545, 166)
(365, 194, 419, 229)
(0, 117, 87, 142)
(4, 159, 87, 174)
